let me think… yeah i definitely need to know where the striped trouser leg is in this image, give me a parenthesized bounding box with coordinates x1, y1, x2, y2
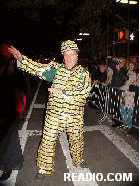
(37, 117, 63, 175)
(67, 114, 84, 166)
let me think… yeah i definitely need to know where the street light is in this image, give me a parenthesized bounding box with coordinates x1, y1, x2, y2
(116, 0, 138, 4)
(79, 33, 90, 36)
(76, 38, 82, 41)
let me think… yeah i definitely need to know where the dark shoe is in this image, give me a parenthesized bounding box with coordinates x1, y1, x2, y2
(73, 161, 88, 168)
(35, 173, 44, 182)
(125, 126, 132, 132)
(0, 170, 12, 181)
(112, 121, 121, 128)
(112, 123, 118, 127)
(79, 161, 88, 168)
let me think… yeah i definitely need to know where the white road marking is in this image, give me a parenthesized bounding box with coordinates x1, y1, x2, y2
(84, 125, 139, 169)
(34, 104, 45, 108)
(22, 80, 42, 130)
(11, 125, 139, 186)
(20, 80, 42, 154)
(4, 79, 138, 185)
(0, 170, 18, 186)
(26, 126, 139, 170)
(59, 132, 98, 186)
(4, 81, 42, 186)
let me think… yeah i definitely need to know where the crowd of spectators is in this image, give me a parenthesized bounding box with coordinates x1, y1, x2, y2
(90, 55, 139, 129)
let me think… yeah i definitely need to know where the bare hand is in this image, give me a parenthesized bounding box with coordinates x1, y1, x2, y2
(102, 82, 107, 86)
(48, 88, 63, 94)
(8, 46, 22, 60)
(93, 80, 99, 84)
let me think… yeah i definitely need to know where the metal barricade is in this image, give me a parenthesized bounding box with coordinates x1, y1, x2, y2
(89, 83, 139, 128)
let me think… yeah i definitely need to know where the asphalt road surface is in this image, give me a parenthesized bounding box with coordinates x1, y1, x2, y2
(0, 79, 139, 186)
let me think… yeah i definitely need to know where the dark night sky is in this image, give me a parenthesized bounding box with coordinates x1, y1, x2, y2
(0, 1, 83, 56)
(0, 0, 139, 58)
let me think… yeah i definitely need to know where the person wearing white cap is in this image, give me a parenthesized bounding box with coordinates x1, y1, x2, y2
(9, 40, 91, 180)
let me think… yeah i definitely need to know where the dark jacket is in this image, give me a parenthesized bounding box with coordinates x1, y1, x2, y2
(98, 71, 107, 83)
(111, 67, 128, 88)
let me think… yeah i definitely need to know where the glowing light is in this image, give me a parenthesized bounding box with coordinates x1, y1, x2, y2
(130, 33, 134, 40)
(119, 31, 124, 40)
(79, 33, 90, 35)
(116, 0, 138, 4)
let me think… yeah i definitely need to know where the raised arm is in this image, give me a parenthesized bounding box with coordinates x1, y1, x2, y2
(8, 46, 22, 61)
(8, 46, 57, 80)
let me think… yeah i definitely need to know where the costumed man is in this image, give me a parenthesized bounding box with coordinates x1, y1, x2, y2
(8, 40, 91, 180)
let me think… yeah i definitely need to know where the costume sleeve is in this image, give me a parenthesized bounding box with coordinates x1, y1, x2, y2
(17, 55, 56, 80)
(63, 70, 91, 106)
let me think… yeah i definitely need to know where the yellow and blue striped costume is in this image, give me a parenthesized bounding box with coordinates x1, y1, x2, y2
(17, 55, 91, 175)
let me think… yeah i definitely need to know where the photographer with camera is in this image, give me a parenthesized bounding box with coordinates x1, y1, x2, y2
(107, 57, 128, 127)
(108, 57, 128, 88)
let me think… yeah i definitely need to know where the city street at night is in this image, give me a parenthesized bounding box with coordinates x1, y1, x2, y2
(0, 0, 139, 186)
(0, 79, 138, 186)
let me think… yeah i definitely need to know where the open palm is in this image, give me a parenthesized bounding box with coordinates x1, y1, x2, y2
(8, 46, 22, 60)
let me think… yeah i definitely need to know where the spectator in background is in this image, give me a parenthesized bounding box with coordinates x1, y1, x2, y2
(107, 57, 128, 127)
(134, 68, 139, 87)
(110, 57, 128, 89)
(129, 68, 139, 127)
(117, 62, 137, 129)
(91, 60, 108, 112)
(102, 57, 113, 86)
(90, 61, 100, 81)
(93, 59, 108, 84)
(0, 58, 23, 181)
(121, 62, 136, 91)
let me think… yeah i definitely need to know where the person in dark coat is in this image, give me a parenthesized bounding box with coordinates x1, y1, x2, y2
(109, 57, 128, 127)
(0, 58, 23, 181)
(90, 59, 108, 111)
(92, 59, 108, 84)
